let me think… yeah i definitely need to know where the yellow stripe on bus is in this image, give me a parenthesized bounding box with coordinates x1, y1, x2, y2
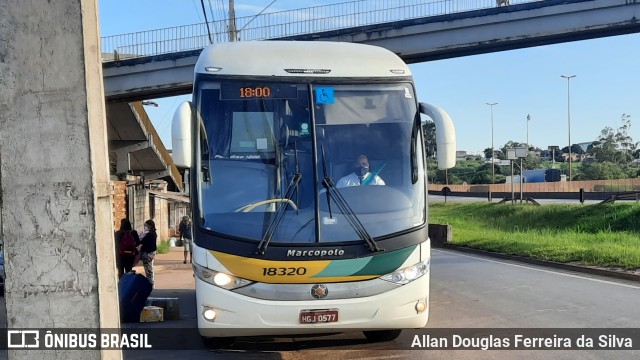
(211, 251, 377, 284)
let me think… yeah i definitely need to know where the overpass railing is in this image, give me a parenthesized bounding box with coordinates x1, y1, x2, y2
(101, 0, 543, 61)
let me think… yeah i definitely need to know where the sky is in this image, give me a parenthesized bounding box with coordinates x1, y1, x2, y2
(98, 0, 640, 155)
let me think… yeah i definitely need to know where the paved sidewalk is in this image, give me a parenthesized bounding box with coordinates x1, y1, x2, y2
(131, 245, 195, 295)
(133, 246, 193, 277)
(126, 245, 197, 329)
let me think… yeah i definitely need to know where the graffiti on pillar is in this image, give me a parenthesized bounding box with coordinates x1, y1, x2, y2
(10, 182, 97, 298)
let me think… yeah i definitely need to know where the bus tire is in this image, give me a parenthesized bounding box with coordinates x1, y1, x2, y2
(363, 330, 402, 342)
(201, 336, 235, 349)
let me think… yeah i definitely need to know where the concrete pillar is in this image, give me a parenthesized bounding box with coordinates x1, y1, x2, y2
(0, 1, 120, 359)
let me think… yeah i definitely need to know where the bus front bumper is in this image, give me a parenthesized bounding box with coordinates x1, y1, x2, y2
(195, 275, 429, 338)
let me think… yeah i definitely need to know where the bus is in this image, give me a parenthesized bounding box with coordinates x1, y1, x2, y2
(171, 41, 456, 348)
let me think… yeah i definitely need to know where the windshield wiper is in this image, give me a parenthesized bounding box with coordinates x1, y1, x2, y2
(256, 172, 302, 255)
(320, 146, 382, 253)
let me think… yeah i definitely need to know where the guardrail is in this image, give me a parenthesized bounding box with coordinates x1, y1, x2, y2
(101, 0, 543, 61)
(429, 178, 640, 193)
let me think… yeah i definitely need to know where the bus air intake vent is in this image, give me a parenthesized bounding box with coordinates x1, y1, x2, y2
(285, 69, 331, 74)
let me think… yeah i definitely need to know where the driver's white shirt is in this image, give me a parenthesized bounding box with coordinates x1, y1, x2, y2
(336, 172, 385, 188)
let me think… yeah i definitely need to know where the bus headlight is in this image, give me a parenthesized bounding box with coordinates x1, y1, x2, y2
(380, 258, 430, 285)
(194, 263, 253, 290)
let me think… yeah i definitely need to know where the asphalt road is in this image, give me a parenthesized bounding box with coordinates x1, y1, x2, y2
(122, 249, 640, 360)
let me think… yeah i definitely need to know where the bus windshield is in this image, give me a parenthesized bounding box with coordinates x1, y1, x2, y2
(196, 80, 425, 245)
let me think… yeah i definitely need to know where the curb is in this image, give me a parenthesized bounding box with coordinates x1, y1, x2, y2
(441, 244, 640, 283)
(133, 263, 192, 273)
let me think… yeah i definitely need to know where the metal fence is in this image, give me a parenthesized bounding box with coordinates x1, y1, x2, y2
(101, 0, 543, 61)
(430, 178, 640, 193)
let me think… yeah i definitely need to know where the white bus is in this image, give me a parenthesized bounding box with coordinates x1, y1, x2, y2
(171, 41, 456, 348)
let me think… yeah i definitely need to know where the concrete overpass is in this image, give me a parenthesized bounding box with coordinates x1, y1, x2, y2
(107, 101, 182, 191)
(102, 0, 640, 102)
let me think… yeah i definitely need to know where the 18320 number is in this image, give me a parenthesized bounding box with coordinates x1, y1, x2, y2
(262, 267, 307, 276)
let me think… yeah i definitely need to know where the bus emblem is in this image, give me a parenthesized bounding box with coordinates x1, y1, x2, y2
(310, 284, 328, 299)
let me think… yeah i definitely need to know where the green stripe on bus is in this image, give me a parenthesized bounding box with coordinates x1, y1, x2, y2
(351, 245, 417, 276)
(311, 257, 372, 278)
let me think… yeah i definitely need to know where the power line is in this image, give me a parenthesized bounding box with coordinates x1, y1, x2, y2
(213, 0, 226, 43)
(206, 0, 220, 40)
(156, 97, 183, 145)
(199, 0, 213, 44)
(238, 0, 277, 33)
(218, 0, 227, 42)
(191, 0, 204, 22)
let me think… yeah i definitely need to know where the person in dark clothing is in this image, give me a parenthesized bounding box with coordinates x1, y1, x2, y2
(179, 216, 193, 264)
(115, 218, 141, 278)
(140, 219, 158, 287)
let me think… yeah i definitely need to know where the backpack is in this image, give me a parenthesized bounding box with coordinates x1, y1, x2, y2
(119, 230, 136, 256)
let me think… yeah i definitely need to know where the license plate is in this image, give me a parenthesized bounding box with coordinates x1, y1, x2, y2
(299, 309, 339, 324)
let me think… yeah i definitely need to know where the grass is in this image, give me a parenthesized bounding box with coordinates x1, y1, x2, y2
(429, 202, 640, 269)
(156, 239, 171, 254)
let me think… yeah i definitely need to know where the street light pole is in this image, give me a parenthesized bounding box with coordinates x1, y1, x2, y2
(526, 114, 530, 149)
(561, 75, 576, 181)
(486, 102, 498, 184)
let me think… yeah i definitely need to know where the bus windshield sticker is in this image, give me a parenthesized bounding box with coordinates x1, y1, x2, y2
(256, 138, 268, 150)
(300, 123, 310, 135)
(315, 87, 334, 104)
(404, 87, 413, 99)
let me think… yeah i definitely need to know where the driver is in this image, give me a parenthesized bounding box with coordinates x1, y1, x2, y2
(336, 155, 385, 188)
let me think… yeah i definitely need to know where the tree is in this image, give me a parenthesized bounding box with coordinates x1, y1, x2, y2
(616, 113, 637, 162)
(561, 144, 585, 155)
(483, 147, 493, 160)
(580, 161, 627, 180)
(522, 153, 542, 170)
(422, 121, 436, 158)
(500, 141, 526, 155)
(470, 171, 492, 184)
(587, 114, 638, 166)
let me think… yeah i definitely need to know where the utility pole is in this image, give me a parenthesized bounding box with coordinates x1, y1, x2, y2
(486, 102, 498, 184)
(561, 75, 576, 181)
(229, 0, 238, 41)
(526, 114, 530, 149)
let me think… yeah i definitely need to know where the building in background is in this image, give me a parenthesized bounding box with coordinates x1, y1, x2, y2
(107, 101, 189, 240)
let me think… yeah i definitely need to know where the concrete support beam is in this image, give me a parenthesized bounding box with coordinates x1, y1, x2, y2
(144, 170, 172, 181)
(103, 52, 199, 102)
(110, 140, 150, 153)
(112, 141, 149, 174)
(0, 1, 120, 359)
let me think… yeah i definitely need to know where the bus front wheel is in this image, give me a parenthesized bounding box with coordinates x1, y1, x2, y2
(363, 330, 402, 342)
(201, 336, 235, 349)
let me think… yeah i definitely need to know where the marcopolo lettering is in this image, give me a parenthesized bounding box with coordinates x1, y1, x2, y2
(286, 249, 345, 257)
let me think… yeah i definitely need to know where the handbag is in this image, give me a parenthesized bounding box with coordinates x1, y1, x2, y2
(176, 238, 184, 247)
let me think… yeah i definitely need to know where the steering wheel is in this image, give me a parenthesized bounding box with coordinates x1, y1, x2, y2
(235, 198, 298, 212)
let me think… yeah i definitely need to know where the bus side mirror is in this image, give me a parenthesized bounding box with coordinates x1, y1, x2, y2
(171, 101, 193, 168)
(419, 102, 456, 170)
